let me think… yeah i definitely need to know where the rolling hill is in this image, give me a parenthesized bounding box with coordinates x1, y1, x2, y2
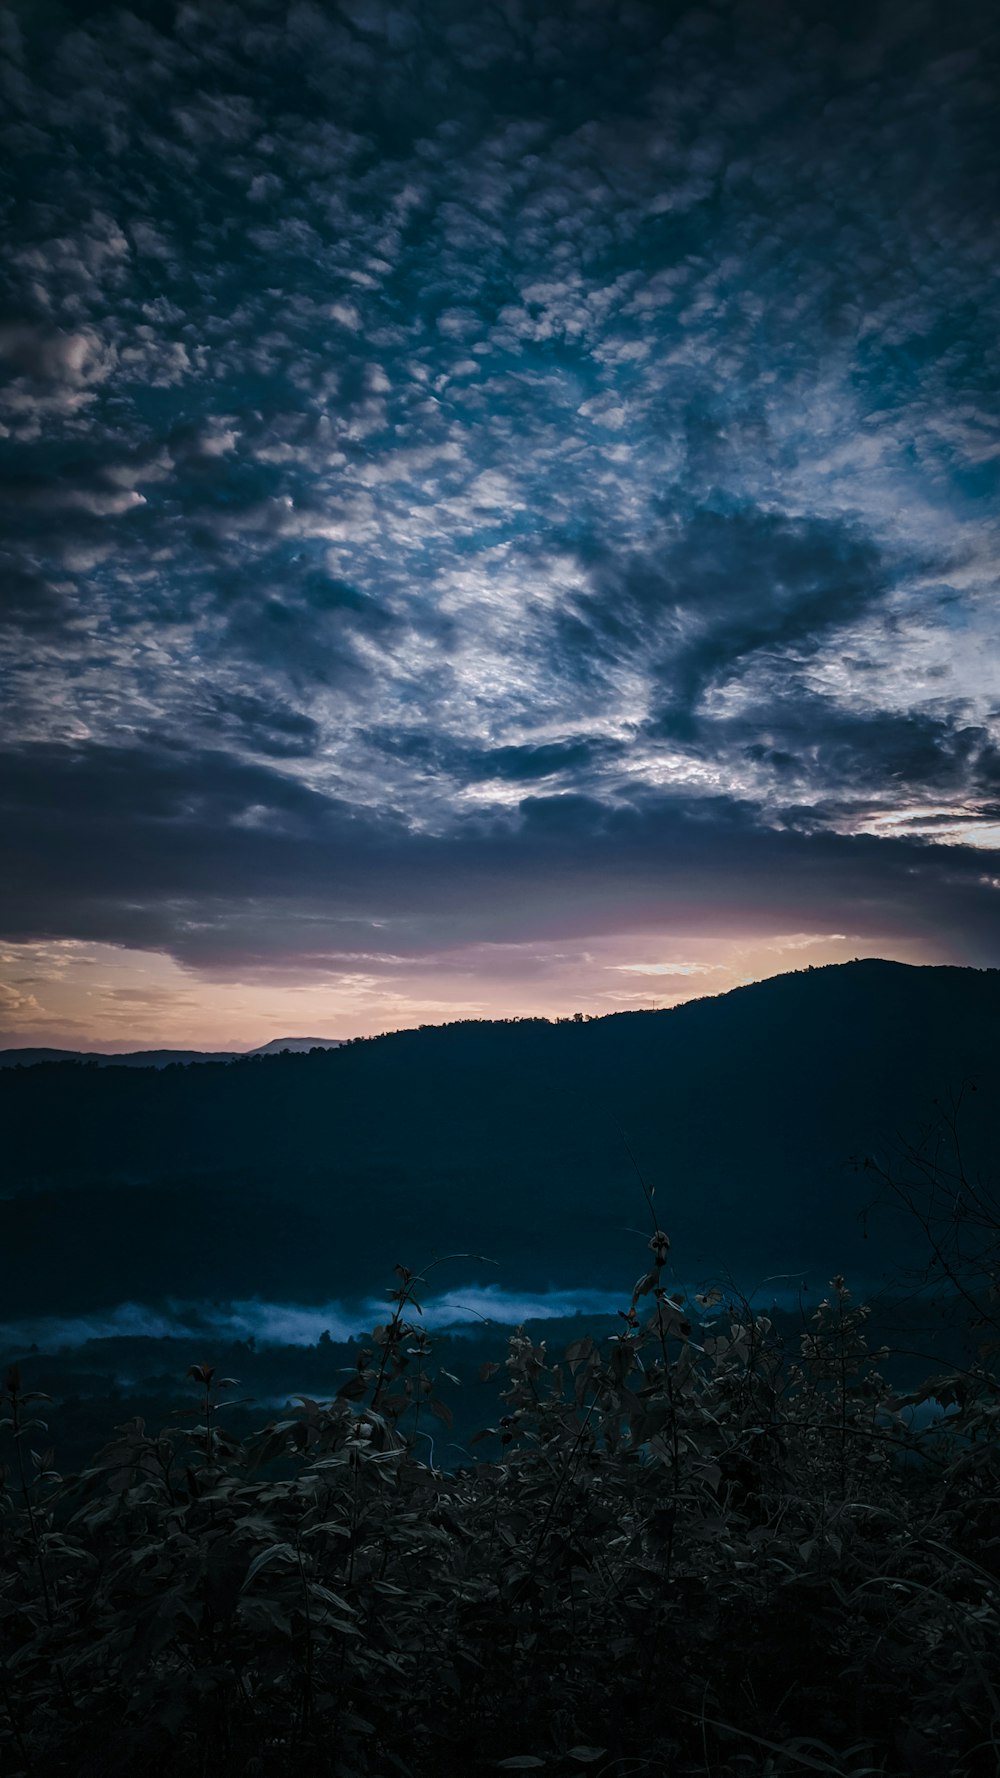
(0, 1047, 242, 1068)
(0, 1037, 343, 1068)
(2, 960, 998, 1319)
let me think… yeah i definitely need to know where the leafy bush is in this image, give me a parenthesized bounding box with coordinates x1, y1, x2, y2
(2, 1236, 999, 1777)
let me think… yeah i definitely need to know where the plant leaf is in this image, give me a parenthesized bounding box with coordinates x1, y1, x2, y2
(242, 1543, 298, 1588)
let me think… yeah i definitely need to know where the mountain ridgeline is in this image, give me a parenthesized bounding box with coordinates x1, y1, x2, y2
(2, 960, 999, 1319)
(0, 1037, 343, 1068)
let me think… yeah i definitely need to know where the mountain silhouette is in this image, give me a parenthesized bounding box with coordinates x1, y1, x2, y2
(0, 1047, 241, 1068)
(2, 960, 998, 1318)
(0, 1037, 344, 1068)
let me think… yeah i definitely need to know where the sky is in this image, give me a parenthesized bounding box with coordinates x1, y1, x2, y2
(1, 0, 998, 1050)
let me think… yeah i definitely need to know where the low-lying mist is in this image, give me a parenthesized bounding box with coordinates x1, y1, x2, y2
(0, 1283, 634, 1355)
(0, 1271, 898, 1366)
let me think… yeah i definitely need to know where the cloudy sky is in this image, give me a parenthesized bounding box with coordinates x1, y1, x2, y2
(1, 0, 998, 1049)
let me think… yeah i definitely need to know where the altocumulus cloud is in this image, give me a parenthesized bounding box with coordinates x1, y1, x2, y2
(0, 0, 998, 1000)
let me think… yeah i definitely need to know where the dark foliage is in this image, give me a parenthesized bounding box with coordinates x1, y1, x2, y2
(3, 1236, 999, 1778)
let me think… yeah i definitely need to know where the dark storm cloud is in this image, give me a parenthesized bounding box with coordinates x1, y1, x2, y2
(0, 557, 69, 631)
(2, 736, 999, 973)
(1, 0, 998, 976)
(555, 509, 888, 739)
(200, 690, 322, 761)
(741, 705, 996, 801)
(360, 724, 625, 788)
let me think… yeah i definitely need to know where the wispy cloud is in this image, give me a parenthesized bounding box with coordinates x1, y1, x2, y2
(0, 0, 997, 1032)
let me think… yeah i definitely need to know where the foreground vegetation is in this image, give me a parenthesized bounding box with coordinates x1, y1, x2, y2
(3, 1198, 1000, 1778)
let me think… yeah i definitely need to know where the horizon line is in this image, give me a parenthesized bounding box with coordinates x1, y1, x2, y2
(0, 956, 992, 1058)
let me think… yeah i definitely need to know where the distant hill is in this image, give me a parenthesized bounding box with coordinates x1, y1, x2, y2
(0, 1038, 343, 1068)
(0, 1047, 241, 1069)
(2, 960, 999, 1318)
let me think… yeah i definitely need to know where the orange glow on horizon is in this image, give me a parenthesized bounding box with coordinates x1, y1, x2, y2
(0, 929, 949, 1053)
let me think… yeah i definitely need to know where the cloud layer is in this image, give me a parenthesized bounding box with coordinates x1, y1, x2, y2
(1, 0, 998, 1035)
